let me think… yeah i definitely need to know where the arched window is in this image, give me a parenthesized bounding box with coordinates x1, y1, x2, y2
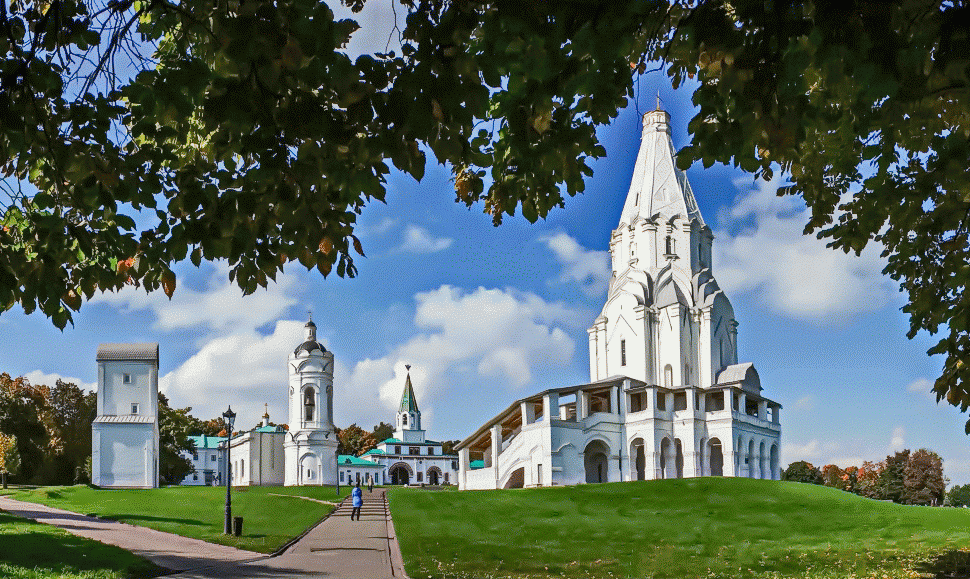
(684, 363, 690, 385)
(303, 387, 315, 421)
(665, 235, 676, 255)
(620, 339, 627, 366)
(402, 414, 408, 426)
(664, 364, 673, 389)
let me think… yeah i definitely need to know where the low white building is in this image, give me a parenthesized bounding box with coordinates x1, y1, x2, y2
(180, 434, 226, 486)
(91, 343, 160, 488)
(353, 372, 459, 486)
(456, 107, 782, 490)
(226, 410, 286, 486)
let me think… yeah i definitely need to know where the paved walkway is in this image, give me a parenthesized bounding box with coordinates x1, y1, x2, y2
(0, 488, 406, 579)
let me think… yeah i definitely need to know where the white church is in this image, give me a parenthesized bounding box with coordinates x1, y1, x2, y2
(455, 107, 782, 490)
(343, 371, 459, 486)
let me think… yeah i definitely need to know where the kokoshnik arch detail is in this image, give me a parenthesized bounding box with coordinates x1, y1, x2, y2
(456, 107, 782, 489)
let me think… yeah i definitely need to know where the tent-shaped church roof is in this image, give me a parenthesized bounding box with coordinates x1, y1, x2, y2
(399, 373, 419, 413)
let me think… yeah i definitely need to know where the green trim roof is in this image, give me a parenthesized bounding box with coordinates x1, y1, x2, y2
(255, 425, 286, 433)
(337, 455, 382, 467)
(188, 435, 226, 449)
(399, 374, 420, 413)
(361, 448, 386, 456)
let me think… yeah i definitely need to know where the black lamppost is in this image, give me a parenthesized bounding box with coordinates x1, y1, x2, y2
(223, 406, 236, 535)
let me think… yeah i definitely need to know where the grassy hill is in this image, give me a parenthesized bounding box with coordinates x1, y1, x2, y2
(388, 477, 970, 579)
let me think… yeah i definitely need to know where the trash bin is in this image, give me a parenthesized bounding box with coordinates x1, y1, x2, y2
(232, 516, 243, 537)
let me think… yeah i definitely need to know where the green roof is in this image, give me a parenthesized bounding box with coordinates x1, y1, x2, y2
(255, 424, 286, 433)
(337, 455, 382, 467)
(470, 460, 485, 470)
(188, 435, 226, 449)
(399, 373, 419, 413)
(383, 438, 402, 444)
(361, 448, 386, 456)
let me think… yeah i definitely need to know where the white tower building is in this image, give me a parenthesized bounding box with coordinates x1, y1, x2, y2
(283, 318, 338, 486)
(394, 368, 425, 443)
(91, 343, 160, 488)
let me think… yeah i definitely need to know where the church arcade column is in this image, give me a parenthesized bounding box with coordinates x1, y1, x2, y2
(489, 424, 501, 472)
(543, 392, 559, 422)
(521, 401, 535, 425)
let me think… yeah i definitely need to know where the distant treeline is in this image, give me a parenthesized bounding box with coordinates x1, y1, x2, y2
(781, 449, 955, 506)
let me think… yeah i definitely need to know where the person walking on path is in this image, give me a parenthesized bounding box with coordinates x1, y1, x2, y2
(350, 482, 363, 521)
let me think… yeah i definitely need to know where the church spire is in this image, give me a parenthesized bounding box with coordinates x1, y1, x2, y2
(619, 108, 704, 227)
(399, 366, 419, 413)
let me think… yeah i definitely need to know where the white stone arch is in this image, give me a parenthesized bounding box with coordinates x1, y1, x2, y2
(708, 437, 724, 476)
(583, 439, 610, 483)
(299, 452, 319, 483)
(301, 385, 317, 422)
(388, 461, 413, 485)
(427, 465, 443, 486)
(659, 436, 675, 479)
(629, 436, 647, 481)
(747, 439, 756, 479)
(503, 466, 525, 488)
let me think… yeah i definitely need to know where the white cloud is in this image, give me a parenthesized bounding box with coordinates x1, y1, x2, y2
(91, 262, 300, 336)
(794, 395, 815, 411)
(890, 426, 906, 451)
(540, 232, 611, 297)
(398, 225, 453, 254)
(714, 175, 897, 320)
(342, 285, 579, 428)
(906, 377, 937, 402)
(22, 370, 96, 393)
(159, 320, 305, 428)
(782, 439, 820, 463)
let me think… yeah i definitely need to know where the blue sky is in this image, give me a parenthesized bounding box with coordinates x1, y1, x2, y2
(1, 4, 967, 484)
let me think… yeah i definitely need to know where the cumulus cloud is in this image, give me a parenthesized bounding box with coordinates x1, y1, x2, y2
(398, 225, 453, 254)
(890, 426, 906, 451)
(159, 320, 305, 428)
(91, 262, 300, 336)
(22, 370, 96, 393)
(714, 175, 897, 320)
(540, 232, 611, 297)
(906, 377, 937, 401)
(342, 285, 579, 427)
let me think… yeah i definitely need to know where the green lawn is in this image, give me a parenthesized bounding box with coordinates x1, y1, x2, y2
(0, 510, 164, 579)
(388, 477, 970, 579)
(9, 484, 351, 553)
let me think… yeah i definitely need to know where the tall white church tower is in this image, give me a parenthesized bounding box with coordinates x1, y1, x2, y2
(394, 367, 425, 443)
(588, 106, 738, 391)
(283, 317, 338, 486)
(91, 343, 160, 488)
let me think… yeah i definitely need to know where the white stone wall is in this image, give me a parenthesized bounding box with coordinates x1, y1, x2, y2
(92, 423, 156, 488)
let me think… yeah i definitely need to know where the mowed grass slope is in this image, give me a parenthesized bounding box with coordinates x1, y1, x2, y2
(9, 485, 351, 553)
(389, 477, 970, 579)
(0, 510, 163, 579)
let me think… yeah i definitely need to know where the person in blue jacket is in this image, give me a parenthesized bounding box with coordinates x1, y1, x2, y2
(351, 482, 363, 521)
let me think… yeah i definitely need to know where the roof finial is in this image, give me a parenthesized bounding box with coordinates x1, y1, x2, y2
(307, 309, 312, 323)
(263, 402, 269, 418)
(405, 364, 411, 373)
(656, 92, 662, 111)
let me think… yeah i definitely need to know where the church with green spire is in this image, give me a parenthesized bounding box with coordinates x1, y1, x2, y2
(344, 368, 459, 486)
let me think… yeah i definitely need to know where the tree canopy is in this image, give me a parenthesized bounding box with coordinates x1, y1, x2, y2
(2, 0, 969, 420)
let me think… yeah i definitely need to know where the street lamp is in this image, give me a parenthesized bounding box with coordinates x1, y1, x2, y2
(223, 406, 236, 535)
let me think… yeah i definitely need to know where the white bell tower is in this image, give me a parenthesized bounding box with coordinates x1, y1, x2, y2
(394, 366, 426, 444)
(284, 316, 338, 486)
